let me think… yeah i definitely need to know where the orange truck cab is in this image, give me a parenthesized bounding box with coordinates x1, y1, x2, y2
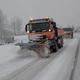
(25, 17, 64, 52)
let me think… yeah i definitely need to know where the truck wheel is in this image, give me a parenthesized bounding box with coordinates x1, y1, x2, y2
(54, 44, 58, 52)
(50, 46, 54, 53)
(71, 34, 73, 38)
(58, 38, 63, 48)
(61, 38, 63, 47)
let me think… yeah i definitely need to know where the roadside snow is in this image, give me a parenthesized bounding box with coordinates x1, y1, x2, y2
(73, 35, 80, 80)
(0, 44, 20, 64)
(0, 35, 29, 64)
(73, 45, 80, 80)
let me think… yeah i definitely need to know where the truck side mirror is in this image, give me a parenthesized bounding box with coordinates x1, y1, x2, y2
(53, 22, 57, 29)
(25, 24, 27, 32)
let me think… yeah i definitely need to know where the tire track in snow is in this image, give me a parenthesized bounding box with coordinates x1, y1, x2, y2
(0, 58, 38, 80)
(0, 57, 26, 70)
(3, 58, 53, 80)
(0, 56, 36, 72)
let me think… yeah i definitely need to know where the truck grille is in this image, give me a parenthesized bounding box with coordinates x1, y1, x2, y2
(29, 34, 47, 41)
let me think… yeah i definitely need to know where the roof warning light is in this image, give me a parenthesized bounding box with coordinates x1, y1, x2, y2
(30, 18, 33, 21)
(47, 16, 49, 19)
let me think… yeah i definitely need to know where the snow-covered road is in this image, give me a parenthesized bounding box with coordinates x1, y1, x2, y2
(0, 33, 80, 80)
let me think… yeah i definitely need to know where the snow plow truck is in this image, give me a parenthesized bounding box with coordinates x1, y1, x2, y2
(63, 27, 73, 38)
(16, 17, 64, 58)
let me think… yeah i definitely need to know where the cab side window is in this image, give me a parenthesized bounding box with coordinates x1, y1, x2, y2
(53, 22, 57, 29)
(51, 22, 57, 30)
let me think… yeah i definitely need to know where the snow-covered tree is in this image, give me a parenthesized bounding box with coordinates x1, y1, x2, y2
(0, 9, 8, 40)
(10, 16, 23, 36)
(0, 9, 14, 43)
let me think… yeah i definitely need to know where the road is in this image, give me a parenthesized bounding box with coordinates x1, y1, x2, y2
(0, 33, 80, 80)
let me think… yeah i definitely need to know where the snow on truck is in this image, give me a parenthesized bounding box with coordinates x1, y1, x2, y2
(63, 27, 73, 38)
(16, 17, 64, 57)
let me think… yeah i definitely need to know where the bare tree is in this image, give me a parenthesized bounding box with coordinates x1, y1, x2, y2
(11, 16, 22, 36)
(0, 9, 8, 40)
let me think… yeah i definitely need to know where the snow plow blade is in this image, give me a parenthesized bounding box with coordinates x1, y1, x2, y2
(15, 42, 41, 46)
(15, 42, 50, 58)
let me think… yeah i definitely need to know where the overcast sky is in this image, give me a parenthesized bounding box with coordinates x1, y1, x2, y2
(0, 0, 80, 27)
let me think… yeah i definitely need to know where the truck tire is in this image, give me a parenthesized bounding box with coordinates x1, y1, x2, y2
(61, 38, 63, 47)
(50, 46, 54, 53)
(58, 37, 63, 48)
(71, 34, 73, 38)
(54, 43, 58, 52)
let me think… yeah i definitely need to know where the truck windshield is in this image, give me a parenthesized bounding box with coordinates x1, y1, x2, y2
(29, 22, 49, 32)
(63, 28, 71, 31)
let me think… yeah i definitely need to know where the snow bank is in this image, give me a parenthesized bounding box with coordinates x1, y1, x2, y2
(73, 41, 80, 80)
(0, 44, 20, 64)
